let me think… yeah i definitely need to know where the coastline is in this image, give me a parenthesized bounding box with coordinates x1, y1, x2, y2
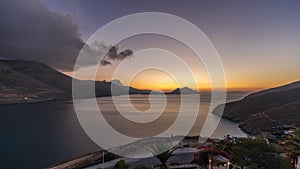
(47, 135, 244, 169)
(0, 97, 72, 105)
(46, 150, 103, 169)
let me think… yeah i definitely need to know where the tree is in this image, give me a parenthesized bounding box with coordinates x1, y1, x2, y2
(150, 142, 177, 169)
(232, 138, 292, 169)
(192, 144, 232, 168)
(113, 160, 129, 169)
(284, 129, 300, 168)
(192, 135, 233, 168)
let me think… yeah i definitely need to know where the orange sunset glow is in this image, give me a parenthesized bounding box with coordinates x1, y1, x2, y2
(2, 1, 300, 168)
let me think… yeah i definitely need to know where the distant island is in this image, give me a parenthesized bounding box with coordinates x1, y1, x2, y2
(168, 87, 200, 94)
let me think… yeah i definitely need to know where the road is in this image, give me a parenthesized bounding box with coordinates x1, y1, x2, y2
(262, 111, 284, 125)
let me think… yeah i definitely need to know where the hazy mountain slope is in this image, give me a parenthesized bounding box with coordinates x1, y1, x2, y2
(247, 80, 300, 99)
(0, 81, 29, 103)
(4, 60, 76, 93)
(214, 86, 300, 121)
(212, 81, 300, 134)
(0, 61, 69, 103)
(0, 60, 153, 104)
(240, 100, 300, 134)
(74, 80, 129, 98)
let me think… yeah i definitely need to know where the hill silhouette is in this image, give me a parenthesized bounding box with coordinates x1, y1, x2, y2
(213, 81, 300, 134)
(0, 60, 151, 104)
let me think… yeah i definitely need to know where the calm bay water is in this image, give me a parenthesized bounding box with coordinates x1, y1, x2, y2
(0, 93, 247, 169)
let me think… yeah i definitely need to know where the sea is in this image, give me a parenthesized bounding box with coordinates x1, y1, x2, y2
(0, 92, 247, 169)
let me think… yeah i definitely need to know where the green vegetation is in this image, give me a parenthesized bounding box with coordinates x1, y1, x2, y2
(284, 128, 300, 168)
(232, 138, 292, 169)
(112, 160, 130, 169)
(100, 134, 298, 169)
(192, 136, 293, 169)
(150, 142, 177, 169)
(192, 135, 233, 167)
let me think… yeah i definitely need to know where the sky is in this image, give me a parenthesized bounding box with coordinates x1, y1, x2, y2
(1, 0, 300, 91)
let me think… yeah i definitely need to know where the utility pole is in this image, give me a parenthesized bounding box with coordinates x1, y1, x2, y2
(102, 150, 105, 169)
(227, 161, 231, 169)
(208, 156, 212, 169)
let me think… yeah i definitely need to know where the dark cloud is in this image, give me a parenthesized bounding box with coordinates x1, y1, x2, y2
(0, 0, 85, 71)
(97, 45, 133, 66)
(81, 41, 133, 66)
(106, 46, 119, 60)
(0, 0, 133, 70)
(105, 46, 133, 61)
(100, 59, 112, 66)
(118, 49, 134, 60)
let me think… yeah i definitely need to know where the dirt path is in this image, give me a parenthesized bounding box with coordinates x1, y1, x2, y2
(262, 111, 284, 125)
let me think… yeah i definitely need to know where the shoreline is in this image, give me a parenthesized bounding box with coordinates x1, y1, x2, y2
(46, 135, 246, 169)
(0, 91, 249, 105)
(0, 97, 72, 106)
(46, 150, 104, 169)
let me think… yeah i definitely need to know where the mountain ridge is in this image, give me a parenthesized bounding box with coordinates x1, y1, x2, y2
(0, 60, 152, 104)
(1, 60, 199, 104)
(213, 80, 300, 135)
